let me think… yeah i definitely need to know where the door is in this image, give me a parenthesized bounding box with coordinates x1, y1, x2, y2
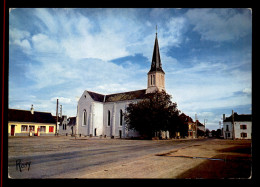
(94, 128, 97, 136)
(119, 130, 122, 138)
(11, 125, 15, 136)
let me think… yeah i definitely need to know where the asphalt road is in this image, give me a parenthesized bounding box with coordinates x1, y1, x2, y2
(8, 136, 205, 178)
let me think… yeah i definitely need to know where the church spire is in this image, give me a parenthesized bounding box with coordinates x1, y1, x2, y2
(146, 26, 166, 94)
(149, 26, 164, 74)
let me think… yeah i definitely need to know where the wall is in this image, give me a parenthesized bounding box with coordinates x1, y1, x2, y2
(8, 122, 56, 136)
(223, 121, 252, 139)
(103, 100, 140, 138)
(77, 91, 94, 136)
(92, 102, 103, 136)
(234, 121, 252, 139)
(223, 121, 233, 139)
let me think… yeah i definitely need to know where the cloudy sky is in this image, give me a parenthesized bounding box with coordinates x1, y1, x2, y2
(9, 8, 252, 130)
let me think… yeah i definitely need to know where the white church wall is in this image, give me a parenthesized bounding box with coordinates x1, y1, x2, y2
(77, 91, 94, 136)
(103, 100, 141, 138)
(92, 102, 103, 137)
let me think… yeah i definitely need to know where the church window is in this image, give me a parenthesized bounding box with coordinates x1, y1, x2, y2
(82, 110, 87, 126)
(153, 75, 155, 85)
(108, 110, 111, 126)
(120, 109, 123, 126)
(150, 74, 153, 85)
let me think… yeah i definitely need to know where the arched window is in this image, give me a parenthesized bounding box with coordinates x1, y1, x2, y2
(153, 75, 155, 85)
(82, 110, 87, 126)
(120, 109, 123, 126)
(108, 110, 111, 126)
(150, 74, 153, 85)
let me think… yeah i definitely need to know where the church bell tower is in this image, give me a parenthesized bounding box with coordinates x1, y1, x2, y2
(146, 28, 165, 94)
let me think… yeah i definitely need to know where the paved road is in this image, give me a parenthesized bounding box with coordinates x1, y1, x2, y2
(8, 136, 205, 178)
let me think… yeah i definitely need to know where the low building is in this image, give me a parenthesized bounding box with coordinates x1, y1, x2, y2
(197, 120, 205, 132)
(58, 116, 76, 136)
(223, 112, 252, 139)
(67, 117, 76, 135)
(8, 106, 56, 136)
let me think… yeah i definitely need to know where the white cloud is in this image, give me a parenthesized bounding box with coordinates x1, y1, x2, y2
(185, 8, 252, 42)
(243, 87, 251, 95)
(31, 33, 61, 53)
(51, 97, 72, 104)
(9, 28, 31, 52)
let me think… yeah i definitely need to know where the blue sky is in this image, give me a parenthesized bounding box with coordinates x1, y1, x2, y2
(9, 8, 252, 130)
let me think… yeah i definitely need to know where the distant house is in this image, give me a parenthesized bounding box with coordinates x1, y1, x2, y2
(58, 116, 76, 135)
(67, 117, 76, 135)
(8, 105, 56, 136)
(56, 115, 67, 135)
(223, 112, 252, 139)
(179, 113, 197, 138)
(197, 120, 205, 137)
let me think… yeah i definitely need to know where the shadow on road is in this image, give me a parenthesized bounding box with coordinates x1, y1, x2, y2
(175, 144, 252, 179)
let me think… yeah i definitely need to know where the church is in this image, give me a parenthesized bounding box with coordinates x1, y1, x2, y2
(76, 32, 166, 138)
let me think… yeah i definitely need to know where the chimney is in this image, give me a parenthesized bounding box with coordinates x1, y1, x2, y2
(31, 104, 34, 114)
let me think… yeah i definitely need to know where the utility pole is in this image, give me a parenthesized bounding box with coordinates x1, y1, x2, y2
(56, 99, 59, 136)
(60, 105, 62, 131)
(232, 110, 235, 140)
(195, 114, 198, 138)
(204, 119, 207, 136)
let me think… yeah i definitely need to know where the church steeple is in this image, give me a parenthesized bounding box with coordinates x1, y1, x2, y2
(149, 28, 164, 74)
(146, 27, 165, 94)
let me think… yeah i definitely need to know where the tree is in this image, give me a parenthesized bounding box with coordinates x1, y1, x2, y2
(124, 90, 180, 139)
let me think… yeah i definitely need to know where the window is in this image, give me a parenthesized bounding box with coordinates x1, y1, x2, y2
(82, 110, 87, 126)
(241, 133, 247, 138)
(65, 124, 67, 130)
(21, 125, 28, 132)
(29, 125, 35, 132)
(108, 110, 111, 126)
(150, 74, 153, 85)
(120, 110, 123, 126)
(40, 126, 46, 132)
(226, 125, 229, 131)
(240, 125, 247, 129)
(49, 126, 54, 133)
(153, 75, 155, 85)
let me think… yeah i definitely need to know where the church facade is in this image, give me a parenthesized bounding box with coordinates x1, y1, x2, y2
(76, 33, 165, 138)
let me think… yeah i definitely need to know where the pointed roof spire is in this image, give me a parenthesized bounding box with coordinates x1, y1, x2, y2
(149, 25, 164, 74)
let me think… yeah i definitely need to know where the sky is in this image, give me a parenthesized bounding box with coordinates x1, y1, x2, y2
(9, 8, 252, 130)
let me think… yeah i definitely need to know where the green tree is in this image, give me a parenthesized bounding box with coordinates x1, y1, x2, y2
(124, 90, 180, 139)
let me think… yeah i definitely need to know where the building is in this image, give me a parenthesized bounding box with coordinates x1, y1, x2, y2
(8, 105, 56, 136)
(179, 113, 197, 138)
(223, 112, 252, 139)
(58, 116, 76, 135)
(77, 32, 166, 138)
(197, 120, 205, 132)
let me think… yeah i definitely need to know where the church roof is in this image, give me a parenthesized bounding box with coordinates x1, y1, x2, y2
(87, 91, 105, 102)
(149, 33, 164, 74)
(105, 89, 146, 102)
(86, 89, 146, 103)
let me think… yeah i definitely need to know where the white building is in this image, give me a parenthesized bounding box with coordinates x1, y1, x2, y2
(76, 32, 166, 138)
(223, 112, 252, 139)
